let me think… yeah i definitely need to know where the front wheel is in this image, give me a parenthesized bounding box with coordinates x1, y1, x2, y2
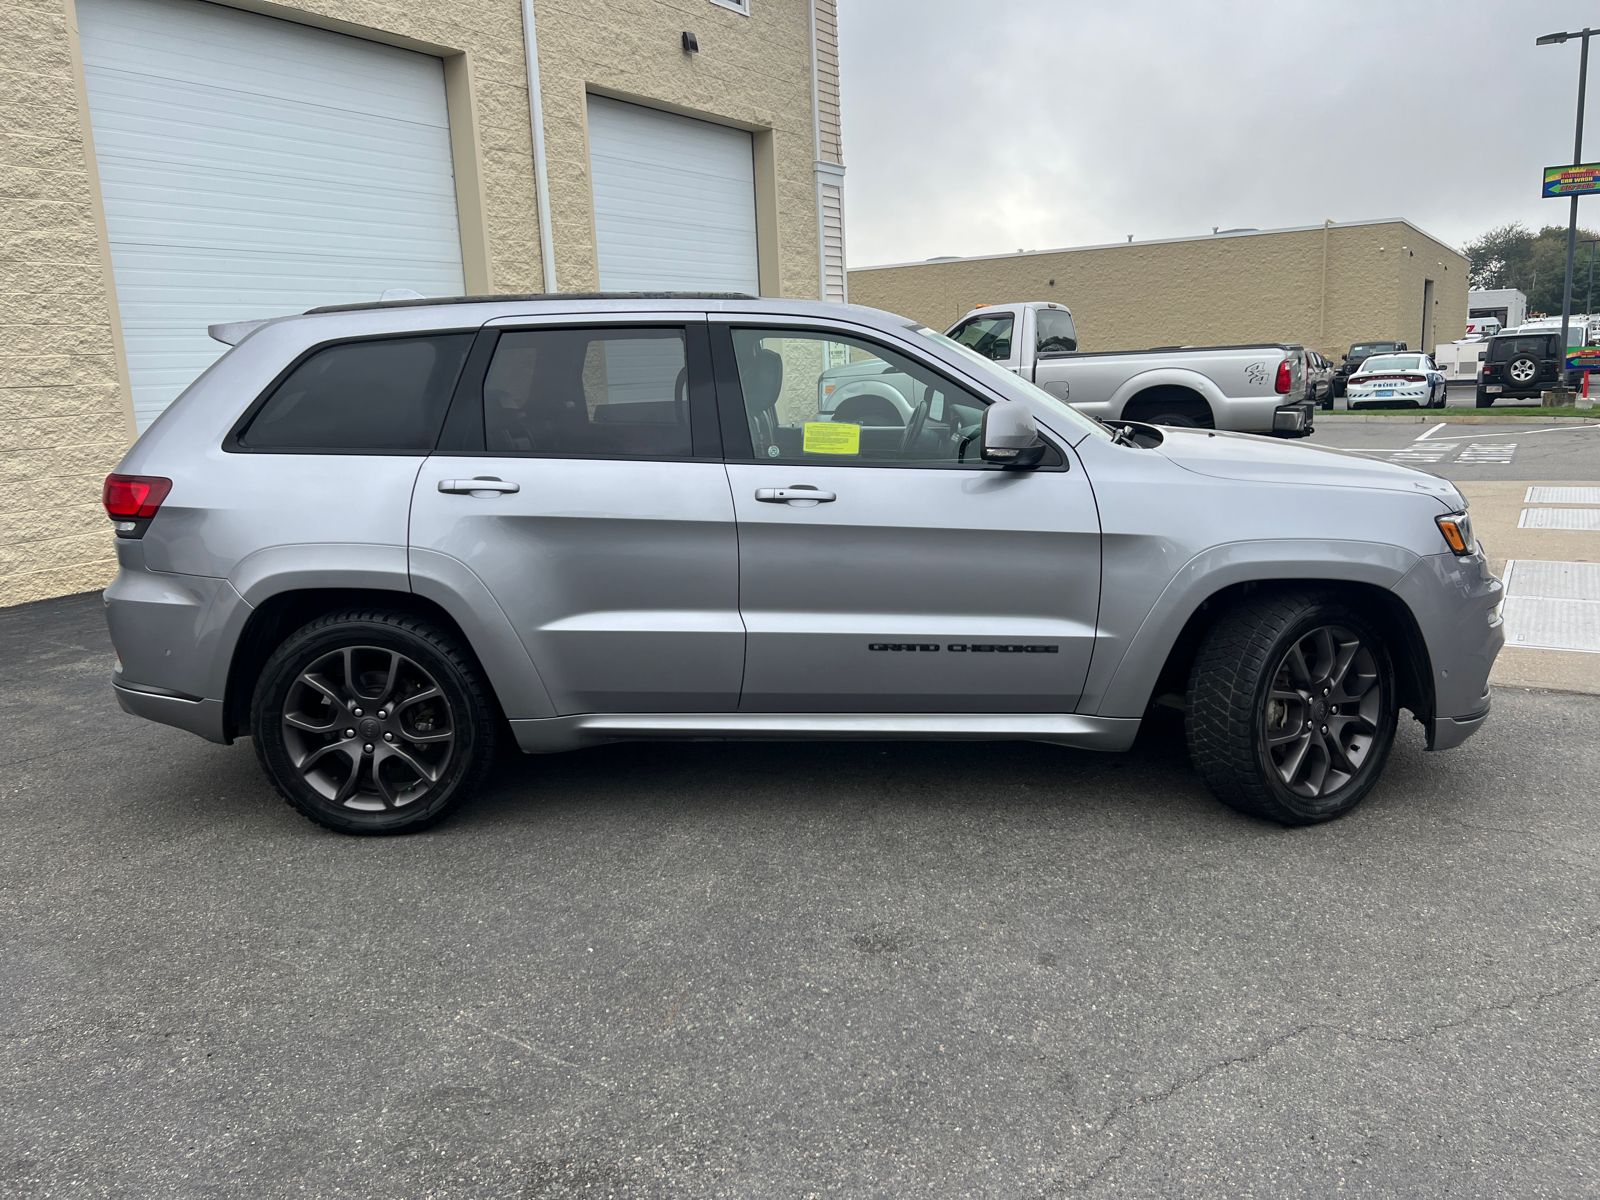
(252, 609, 498, 834)
(1186, 592, 1398, 824)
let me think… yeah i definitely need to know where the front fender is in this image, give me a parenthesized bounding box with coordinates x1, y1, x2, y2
(1084, 538, 1421, 718)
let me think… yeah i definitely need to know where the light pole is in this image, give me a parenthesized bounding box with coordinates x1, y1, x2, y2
(1584, 237, 1600, 316)
(1537, 27, 1595, 390)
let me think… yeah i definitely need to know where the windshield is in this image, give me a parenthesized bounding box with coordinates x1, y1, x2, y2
(1349, 343, 1397, 358)
(911, 325, 1112, 441)
(1356, 355, 1422, 374)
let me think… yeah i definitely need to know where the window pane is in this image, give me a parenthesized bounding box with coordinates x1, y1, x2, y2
(483, 328, 690, 457)
(241, 334, 472, 451)
(1035, 308, 1077, 355)
(948, 313, 1014, 361)
(731, 327, 993, 467)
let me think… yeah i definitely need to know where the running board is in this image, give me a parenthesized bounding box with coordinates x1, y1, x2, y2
(509, 712, 1141, 755)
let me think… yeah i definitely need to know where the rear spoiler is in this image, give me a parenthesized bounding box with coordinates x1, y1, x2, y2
(207, 319, 272, 346)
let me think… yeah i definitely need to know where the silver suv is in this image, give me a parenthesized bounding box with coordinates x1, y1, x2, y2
(103, 294, 1503, 834)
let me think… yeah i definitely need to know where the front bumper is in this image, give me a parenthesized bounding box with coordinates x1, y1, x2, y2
(1390, 549, 1504, 751)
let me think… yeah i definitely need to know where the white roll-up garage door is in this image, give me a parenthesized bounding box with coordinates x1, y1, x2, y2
(76, 0, 465, 430)
(587, 96, 759, 296)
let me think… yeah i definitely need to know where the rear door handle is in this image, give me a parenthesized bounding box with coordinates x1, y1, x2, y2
(438, 477, 520, 495)
(755, 487, 836, 504)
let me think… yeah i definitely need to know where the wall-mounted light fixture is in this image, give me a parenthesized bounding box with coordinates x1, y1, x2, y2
(682, 31, 700, 53)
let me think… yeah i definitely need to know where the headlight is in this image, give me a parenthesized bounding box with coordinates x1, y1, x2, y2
(1436, 511, 1477, 556)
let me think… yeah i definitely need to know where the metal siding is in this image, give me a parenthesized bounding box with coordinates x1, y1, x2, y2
(586, 95, 759, 295)
(77, 0, 465, 431)
(821, 182, 846, 303)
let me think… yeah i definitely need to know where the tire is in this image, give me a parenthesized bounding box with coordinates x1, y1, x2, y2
(252, 609, 498, 835)
(1150, 412, 1201, 428)
(1475, 389, 1494, 409)
(1504, 354, 1539, 389)
(1186, 590, 1398, 825)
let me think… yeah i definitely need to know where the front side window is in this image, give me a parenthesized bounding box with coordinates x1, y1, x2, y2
(483, 327, 690, 458)
(238, 334, 473, 452)
(1035, 307, 1078, 356)
(947, 313, 1014, 361)
(731, 328, 997, 467)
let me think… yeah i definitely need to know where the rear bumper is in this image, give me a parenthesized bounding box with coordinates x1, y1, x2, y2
(112, 679, 230, 744)
(1271, 402, 1314, 436)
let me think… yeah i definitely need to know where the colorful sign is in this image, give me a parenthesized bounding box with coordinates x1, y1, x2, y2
(1543, 163, 1600, 197)
(1565, 348, 1600, 370)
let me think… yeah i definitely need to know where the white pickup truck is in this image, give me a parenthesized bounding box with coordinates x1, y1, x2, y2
(819, 301, 1315, 437)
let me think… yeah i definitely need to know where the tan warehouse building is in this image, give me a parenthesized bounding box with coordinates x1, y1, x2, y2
(1, 0, 848, 606)
(849, 219, 1468, 364)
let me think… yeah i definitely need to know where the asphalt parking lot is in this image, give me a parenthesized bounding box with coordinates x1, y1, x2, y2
(1308, 412, 1600, 483)
(4, 593, 1598, 1198)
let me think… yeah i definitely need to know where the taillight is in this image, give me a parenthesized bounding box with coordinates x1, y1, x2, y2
(102, 475, 172, 531)
(1275, 360, 1292, 393)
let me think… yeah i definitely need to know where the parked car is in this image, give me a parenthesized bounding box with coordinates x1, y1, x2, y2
(1305, 348, 1336, 410)
(916, 302, 1315, 436)
(104, 293, 1501, 835)
(1333, 340, 1408, 397)
(1476, 330, 1575, 405)
(1345, 353, 1447, 409)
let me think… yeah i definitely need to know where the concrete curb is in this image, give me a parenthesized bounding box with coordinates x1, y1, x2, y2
(1318, 413, 1600, 425)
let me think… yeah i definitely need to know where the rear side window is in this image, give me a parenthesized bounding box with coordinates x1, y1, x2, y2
(948, 313, 1014, 361)
(483, 327, 690, 458)
(238, 334, 473, 452)
(1035, 308, 1077, 356)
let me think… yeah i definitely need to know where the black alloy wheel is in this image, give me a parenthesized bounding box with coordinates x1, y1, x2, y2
(253, 610, 497, 834)
(1187, 592, 1398, 824)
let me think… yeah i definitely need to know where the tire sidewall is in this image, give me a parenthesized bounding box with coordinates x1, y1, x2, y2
(253, 617, 488, 834)
(1248, 604, 1398, 822)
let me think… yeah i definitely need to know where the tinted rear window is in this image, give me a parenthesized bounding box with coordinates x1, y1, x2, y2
(483, 327, 691, 458)
(1489, 336, 1555, 361)
(240, 334, 473, 451)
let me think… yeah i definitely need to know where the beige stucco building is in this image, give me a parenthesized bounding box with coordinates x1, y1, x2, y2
(849, 218, 1468, 364)
(1, 0, 847, 606)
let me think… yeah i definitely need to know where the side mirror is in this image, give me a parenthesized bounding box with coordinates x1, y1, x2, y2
(981, 402, 1046, 467)
(1340, 354, 1349, 361)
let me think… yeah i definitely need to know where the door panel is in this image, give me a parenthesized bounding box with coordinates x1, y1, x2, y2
(727, 463, 1101, 712)
(410, 457, 742, 713)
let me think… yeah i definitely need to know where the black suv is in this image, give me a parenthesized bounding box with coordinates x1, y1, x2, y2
(1477, 332, 1572, 406)
(1332, 340, 1408, 397)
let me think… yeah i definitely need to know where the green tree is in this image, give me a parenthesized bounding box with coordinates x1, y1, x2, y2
(1464, 221, 1600, 316)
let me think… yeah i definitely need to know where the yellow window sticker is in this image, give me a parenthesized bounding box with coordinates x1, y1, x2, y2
(802, 421, 860, 455)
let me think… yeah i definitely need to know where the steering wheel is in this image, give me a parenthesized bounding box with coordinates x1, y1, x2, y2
(898, 395, 931, 458)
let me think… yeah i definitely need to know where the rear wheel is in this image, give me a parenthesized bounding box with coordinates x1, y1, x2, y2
(1186, 591, 1397, 825)
(252, 610, 497, 835)
(1475, 389, 1494, 408)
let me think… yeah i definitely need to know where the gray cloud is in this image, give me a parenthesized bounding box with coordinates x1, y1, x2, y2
(839, 0, 1600, 266)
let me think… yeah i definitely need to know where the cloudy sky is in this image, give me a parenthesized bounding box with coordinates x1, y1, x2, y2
(838, 0, 1600, 267)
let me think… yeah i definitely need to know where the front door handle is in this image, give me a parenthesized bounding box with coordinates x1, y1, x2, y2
(755, 487, 837, 504)
(438, 477, 520, 495)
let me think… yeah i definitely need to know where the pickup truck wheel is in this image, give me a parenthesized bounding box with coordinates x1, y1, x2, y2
(1149, 412, 1202, 428)
(1186, 592, 1397, 825)
(252, 609, 497, 835)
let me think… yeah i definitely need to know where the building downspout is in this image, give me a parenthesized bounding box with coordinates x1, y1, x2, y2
(520, 0, 558, 293)
(1319, 218, 1332, 347)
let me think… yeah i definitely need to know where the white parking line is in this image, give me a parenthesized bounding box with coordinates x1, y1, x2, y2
(1456, 443, 1517, 464)
(1414, 422, 1448, 441)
